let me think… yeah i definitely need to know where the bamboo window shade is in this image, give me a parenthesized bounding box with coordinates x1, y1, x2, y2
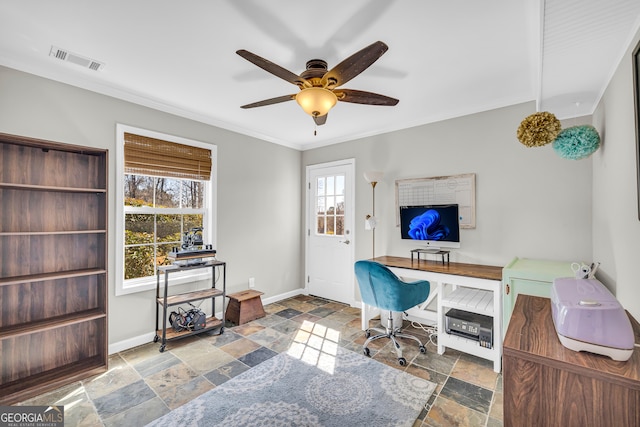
(124, 132, 212, 181)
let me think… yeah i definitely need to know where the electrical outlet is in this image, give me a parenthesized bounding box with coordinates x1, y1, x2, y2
(248, 277, 255, 288)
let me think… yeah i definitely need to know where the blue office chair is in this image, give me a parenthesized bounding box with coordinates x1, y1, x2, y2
(354, 260, 430, 366)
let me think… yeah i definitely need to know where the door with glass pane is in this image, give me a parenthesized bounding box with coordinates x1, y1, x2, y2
(306, 160, 355, 304)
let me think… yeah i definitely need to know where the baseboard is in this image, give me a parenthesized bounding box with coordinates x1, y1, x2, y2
(261, 288, 306, 306)
(109, 287, 308, 355)
(109, 332, 157, 355)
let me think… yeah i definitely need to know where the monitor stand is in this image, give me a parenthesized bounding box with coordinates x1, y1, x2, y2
(411, 248, 450, 264)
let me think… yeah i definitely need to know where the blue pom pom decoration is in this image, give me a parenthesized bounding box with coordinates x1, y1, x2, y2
(552, 125, 600, 160)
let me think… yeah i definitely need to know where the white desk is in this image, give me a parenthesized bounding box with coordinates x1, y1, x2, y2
(362, 256, 504, 372)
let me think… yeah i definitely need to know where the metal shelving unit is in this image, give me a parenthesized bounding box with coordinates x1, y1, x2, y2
(154, 259, 226, 352)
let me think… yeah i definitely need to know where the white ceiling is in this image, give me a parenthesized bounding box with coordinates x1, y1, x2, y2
(1, 0, 639, 150)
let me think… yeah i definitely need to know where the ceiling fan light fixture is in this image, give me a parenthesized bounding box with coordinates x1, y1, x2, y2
(296, 87, 337, 117)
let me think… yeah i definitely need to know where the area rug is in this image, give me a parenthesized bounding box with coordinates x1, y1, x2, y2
(146, 347, 436, 426)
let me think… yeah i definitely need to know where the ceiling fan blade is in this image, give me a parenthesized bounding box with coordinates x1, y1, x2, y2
(336, 89, 399, 106)
(241, 94, 297, 109)
(236, 50, 307, 87)
(321, 41, 389, 89)
(313, 114, 328, 126)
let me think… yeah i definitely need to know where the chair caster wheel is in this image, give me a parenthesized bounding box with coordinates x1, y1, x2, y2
(365, 330, 371, 338)
(398, 357, 407, 366)
(363, 347, 371, 357)
(419, 345, 426, 354)
(159, 345, 166, 353)
(153, 335, 159, 343)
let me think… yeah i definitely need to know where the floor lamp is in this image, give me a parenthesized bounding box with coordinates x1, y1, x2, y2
(363, 171, 383, 259)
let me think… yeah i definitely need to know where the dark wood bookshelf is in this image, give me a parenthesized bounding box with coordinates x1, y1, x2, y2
(0, 132, 108, 404)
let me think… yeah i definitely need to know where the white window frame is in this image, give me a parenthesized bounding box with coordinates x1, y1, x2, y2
(115, 124, 217, 296)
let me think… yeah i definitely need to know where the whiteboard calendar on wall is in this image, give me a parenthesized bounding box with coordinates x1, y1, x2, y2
(395, 173, 476, 228)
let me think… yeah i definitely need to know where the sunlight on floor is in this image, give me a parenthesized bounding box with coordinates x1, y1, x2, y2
(88, 364, 124, 382)
(286, 320, 340, 374)
(54, 384, 88, 411)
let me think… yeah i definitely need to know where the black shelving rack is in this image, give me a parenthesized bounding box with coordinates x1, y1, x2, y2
(154, 259, 226, 352)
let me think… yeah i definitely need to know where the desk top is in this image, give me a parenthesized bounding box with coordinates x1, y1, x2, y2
(372, 256, 503, 281)
(504, 295, 640, 388)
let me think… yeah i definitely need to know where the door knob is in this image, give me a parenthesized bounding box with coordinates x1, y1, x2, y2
(339, 239, 350, 245)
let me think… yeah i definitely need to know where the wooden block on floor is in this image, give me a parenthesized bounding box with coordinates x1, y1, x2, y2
(225, 290, 266, 325)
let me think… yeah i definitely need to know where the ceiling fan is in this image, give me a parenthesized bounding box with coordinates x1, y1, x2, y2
(236, 41, 399, 126)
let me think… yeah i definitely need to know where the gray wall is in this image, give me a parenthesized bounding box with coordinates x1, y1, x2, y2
(592, 25, 640, 321)
(3, 36, 639, 348)
(0, 66, 303, 347)
(303, 102, 593, 269)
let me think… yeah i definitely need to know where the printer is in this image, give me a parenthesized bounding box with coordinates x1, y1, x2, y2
(551, 277, 634, 361)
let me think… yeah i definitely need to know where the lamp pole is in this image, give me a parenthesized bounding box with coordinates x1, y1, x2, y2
(364, 171, 383, 260)
(371, 180, 377, 260)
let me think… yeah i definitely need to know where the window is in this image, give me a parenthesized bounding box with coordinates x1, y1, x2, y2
(115, 125, 217, 295)
(123, 176, 205, 280)
(315, 174, 345, 236)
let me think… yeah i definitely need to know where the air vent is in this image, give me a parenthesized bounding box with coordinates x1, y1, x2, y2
(49, 46, 104, 71)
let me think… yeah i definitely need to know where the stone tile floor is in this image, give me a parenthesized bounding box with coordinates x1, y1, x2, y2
(18, 295, 503, 426)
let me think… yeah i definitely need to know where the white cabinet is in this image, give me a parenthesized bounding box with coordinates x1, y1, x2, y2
(437, 277, 502, 373)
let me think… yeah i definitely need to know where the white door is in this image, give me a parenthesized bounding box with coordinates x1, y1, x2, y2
(306, 160, 355, 305)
